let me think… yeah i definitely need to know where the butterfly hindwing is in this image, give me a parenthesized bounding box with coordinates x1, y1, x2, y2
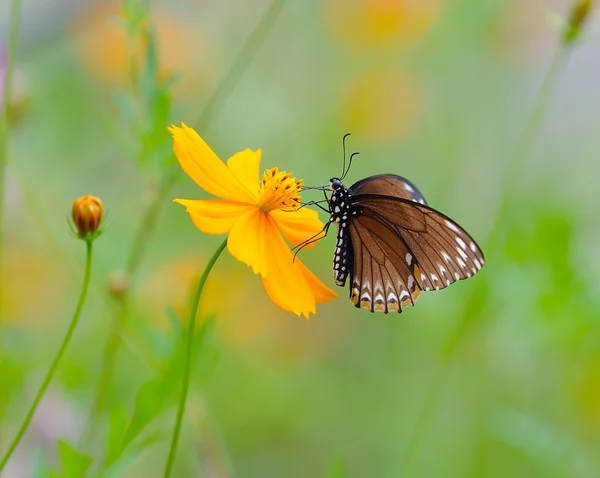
(348, 210, 423, 313)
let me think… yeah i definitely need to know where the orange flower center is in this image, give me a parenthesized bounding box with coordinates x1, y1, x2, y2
(256, 167, 303, 213)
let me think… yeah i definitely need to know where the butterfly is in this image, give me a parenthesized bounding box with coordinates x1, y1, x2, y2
(301, 136, 484, 313)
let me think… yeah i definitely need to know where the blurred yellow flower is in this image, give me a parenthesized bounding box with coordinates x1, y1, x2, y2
(141, 254, 244, 327)
(325, 0, 441, 52)
(341, 69, 423, 144)
(69, 1, 209, 95)
(170, 123, 338, 318)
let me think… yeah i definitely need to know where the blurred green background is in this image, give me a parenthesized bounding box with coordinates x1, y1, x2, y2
(2, 0, 600, 476)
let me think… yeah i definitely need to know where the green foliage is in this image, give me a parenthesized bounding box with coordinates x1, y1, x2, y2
(44, 441, 93, 478)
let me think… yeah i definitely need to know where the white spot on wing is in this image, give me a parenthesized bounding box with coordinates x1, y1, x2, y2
(470, 242, 477, 252)
(405, 253, 412, 265)
(456, 237, 467, 250)
(474, 259, 482, 270)
(446, 220, 460, 233)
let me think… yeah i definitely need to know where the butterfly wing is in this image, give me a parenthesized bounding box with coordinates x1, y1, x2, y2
(350, 174, 428, 205)
(351, 194, 484, 301)
(348, 210, 424, 312)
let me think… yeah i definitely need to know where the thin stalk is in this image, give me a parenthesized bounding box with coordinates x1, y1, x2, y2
(194, 0, 287, 131)
(162, 239, 227, 478)
(487, 47, 568, 248)
(90, 0, 288, 419)
(399, 45, 571, 473)
(0, 0, 22, 311)
(0, 240, 94, 472)
(90, 175, 173, 416)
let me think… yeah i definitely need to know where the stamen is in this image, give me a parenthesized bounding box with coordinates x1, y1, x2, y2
(256, 167, 303, 213)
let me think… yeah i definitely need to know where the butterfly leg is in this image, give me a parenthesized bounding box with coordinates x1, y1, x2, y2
(297, 199, 330, 213)
(291, 222, 331, 261)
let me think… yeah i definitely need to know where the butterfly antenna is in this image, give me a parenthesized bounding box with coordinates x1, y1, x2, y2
(341, 152, 360, 181)
(341, 133, 351, 179)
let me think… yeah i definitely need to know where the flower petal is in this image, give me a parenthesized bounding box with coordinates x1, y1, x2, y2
(226, 149, 261, 196)
(261, 215, 337, 318)
(297, 261, 340, 305)
(227, 209, 268, 276)
(270, 208, 327, 249)
(169, 123, 255, 202)
(174, 199, 253, 235)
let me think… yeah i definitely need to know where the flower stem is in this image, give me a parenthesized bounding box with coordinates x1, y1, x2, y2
(194, 0, 287, 131)
(0, 0, 22, 311)
(90, 175, 173, 417)
(0, 239, 93, 472)
(163, 239, 227, 478)
(89, 0, 288, 421)
(398, 46, 571, 474)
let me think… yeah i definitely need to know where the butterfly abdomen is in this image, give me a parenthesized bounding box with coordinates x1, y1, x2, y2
(333, 225, 353, 286)
(330, 187, 356, 287)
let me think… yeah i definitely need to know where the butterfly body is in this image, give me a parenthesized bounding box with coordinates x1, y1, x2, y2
(327, 174, 484, 313)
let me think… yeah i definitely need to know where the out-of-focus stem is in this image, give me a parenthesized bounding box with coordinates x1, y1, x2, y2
(91, 175, 174, 417)
(0, 0, 22, 313)
(162, 240, 227, 478)
(0, 240, 93, 472)
(399, 45, 570, 474)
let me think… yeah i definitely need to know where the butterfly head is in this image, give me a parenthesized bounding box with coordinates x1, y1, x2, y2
(330, 178, 343, 191)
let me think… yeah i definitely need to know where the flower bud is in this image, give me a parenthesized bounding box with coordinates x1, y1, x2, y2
(72, 194, 104, 239)
(564, 0, 595, 44)
(108, 270, 129, 301)
(0, 51, 29, 125)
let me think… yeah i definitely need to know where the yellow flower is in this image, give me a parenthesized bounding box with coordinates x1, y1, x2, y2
(170, 123, 338, 318)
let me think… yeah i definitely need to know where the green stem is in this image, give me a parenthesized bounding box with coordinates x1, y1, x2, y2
(0, 0, 22, 312)
(488, 47, 568, 246)
(194, 0, 287, 131)
(90, 176, 172, 418)
(162, 239, 227, 478)
(399, 45, 570, 473)
(90, 0, 288, 420)
(0, 239, 94, 472)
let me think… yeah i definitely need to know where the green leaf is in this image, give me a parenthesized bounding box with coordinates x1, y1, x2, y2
(45, 440, 93, 478)
(120, 377, 171, 452)
(105, 407, 129, 466)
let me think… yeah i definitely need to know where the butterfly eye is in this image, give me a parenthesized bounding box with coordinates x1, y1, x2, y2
(330, 178, 342, 190)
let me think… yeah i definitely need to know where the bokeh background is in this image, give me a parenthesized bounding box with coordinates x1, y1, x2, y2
(1, 0, 600, 476)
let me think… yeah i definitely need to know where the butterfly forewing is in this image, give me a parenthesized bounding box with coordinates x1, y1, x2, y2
(350, 174, 427, 205)
(354, 194, 484, 292)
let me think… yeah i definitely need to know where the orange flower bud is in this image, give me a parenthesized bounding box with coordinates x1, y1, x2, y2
(72, 194, 104, 238)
